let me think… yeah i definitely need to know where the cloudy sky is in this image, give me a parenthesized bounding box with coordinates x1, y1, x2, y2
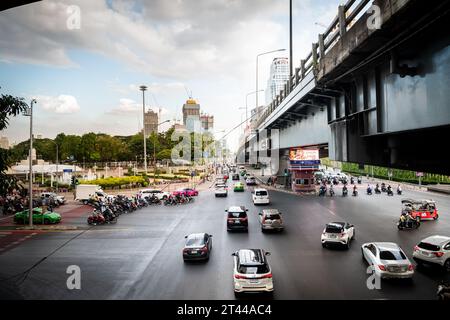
(0, 0, 341, 150)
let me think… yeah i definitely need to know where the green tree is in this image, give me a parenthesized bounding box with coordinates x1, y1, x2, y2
(0, 91, 29, 196)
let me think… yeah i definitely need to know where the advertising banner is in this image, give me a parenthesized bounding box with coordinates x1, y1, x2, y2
(289, 148, 320, 166)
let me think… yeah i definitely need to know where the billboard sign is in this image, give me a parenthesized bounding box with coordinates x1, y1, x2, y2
(289, 148, 320, 166)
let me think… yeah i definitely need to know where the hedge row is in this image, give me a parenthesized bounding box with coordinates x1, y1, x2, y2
(80, 176, 148, 189)
(322, 159, 450, 185)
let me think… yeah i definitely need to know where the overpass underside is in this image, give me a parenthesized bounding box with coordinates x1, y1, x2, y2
(321, 0, 450, 175)
(249, 0, 450, 175)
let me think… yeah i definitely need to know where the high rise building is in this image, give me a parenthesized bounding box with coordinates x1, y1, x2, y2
(265, 57, 290, 105)
(182, 98, 201, 132)
(200, 114, 214, 132)
(0, 136, 9, 149)
(142, 110, 159, 137)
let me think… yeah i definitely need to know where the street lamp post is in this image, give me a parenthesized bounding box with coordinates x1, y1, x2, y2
(139, 85, 148, 174)
(256, 49, 286, 117)
(25, 99, 36, 228)
(153, 120, 170, 185)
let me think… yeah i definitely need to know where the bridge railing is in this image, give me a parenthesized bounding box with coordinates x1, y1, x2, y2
(255, 0, 372, 129)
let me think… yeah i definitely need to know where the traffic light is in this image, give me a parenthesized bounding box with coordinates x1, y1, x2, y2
(71, 176, 76, 186)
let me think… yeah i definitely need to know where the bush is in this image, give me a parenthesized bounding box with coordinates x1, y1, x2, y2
(79, 176, 148, 189)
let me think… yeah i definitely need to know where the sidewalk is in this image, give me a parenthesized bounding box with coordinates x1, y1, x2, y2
(0, 202, 90, 231)
(427, 184, 450, 195)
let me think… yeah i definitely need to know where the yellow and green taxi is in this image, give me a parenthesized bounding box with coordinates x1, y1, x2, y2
(234, 182, 245, 192)
(14, 208, 62, 225)
(240, 170, 247, 177)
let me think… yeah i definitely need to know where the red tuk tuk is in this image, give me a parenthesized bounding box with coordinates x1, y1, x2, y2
(401, 199, 439, 221)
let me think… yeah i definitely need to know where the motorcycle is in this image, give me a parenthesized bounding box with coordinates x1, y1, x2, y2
(357, 177, 362, 184)
(367, 187, 373, 195)
(375, 187, 381, 194)
(87, 210, 106, 225)
(329, 188, 335, 197)
(381, 183, 387, 193)
(397, 218, 420, 230)
(352, 190, 358, 197)
(387, 188, 394, 196)
(397, 188, 402, 195)
(319, 187, 326, 197)
(350, 177, 355, 185)
(437, 282, 450, 301)
(342, 187, 348, 197)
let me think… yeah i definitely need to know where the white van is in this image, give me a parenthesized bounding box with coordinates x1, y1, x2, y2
(252, 188, 270, 205)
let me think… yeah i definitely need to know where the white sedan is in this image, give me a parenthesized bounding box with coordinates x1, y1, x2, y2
(138, 189, 170, 200)
(361, 242, 414, 279)
(215, 184, 228, 197)
(321, 222, 355, 249)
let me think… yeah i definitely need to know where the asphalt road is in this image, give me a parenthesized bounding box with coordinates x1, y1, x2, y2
(1, 178, 449, 300)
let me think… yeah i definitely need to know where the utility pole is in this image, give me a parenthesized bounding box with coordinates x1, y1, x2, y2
(140, 85, 148, 174)
(26, 99, 36, 228)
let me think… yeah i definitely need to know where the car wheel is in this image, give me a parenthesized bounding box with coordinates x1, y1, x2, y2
(352, 230, 356, 240)
(444, 259, 450, 272)
(234, 291, 241, 298)
(322, 243, 326, 248)
(434, 215, 439, 220)
(346, 241, 351, 250)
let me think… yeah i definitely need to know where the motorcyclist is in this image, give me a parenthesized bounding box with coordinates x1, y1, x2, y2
(381, 182, 386, 192)
(342, 184, 348, 196)
(319, 184, 327, 196)
(387, 185, 393, 195)
(399, 212, 407, 228)
(405, 211, 414, 228)
(367, 184, 372, 194)
(353, 185, 358, 196)
(329, 184, 335, 196)
(375, 183, 380, 193)
(397, 184, 402, 194)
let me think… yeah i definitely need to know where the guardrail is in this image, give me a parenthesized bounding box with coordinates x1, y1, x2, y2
(255, 0, 372, 129)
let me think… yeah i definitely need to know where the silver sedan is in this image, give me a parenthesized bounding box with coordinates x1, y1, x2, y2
(361, 242, 414, 279)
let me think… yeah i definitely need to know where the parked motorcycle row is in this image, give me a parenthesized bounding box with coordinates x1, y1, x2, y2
(163, 194, 195, 206)
(86, 193, 195, 225)
(87, 195, 138, 225)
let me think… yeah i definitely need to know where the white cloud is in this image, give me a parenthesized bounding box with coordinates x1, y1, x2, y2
(35, 94, 80, 114)
(108, 98, 170, 116)
(109, 98, 140, 114)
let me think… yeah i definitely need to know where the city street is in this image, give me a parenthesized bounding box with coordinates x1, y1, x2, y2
(1, 178, 449, 300)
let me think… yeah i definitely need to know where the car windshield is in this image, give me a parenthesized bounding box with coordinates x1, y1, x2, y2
(379, 250, 406, 260)
(238, 264, 269, 274)
(185, 237, 205, 247)
(417, 242, 440, 251)
(256, 191, 267, 196)
(229, 212, 246, 218)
